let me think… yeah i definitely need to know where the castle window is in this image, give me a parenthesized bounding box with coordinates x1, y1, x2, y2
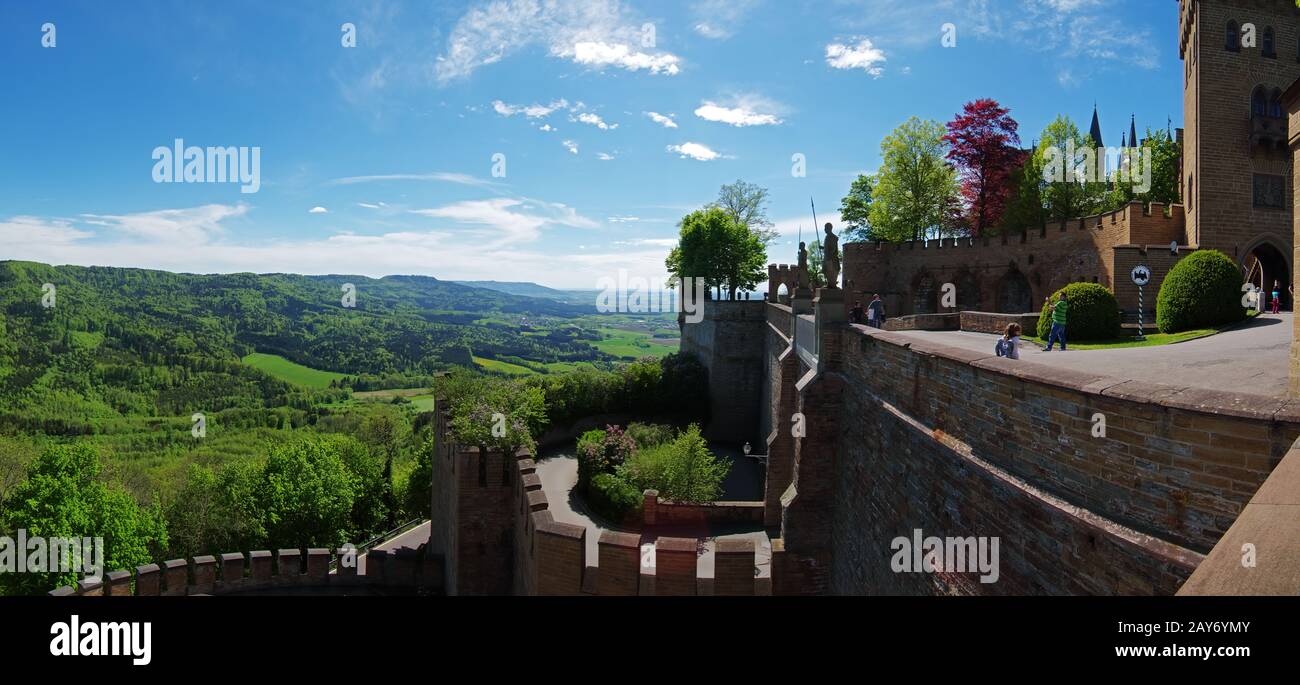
(1226, 20, 1240, 51)
(1263, 27, 1276, 58)
(1270, 88, 1283, 118)
(1252, 85, 1267, 116)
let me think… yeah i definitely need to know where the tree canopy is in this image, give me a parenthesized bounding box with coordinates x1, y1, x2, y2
(665, 206, 767, 299)
(867, 117, 961, 242)
(944, 99, 1022, 236)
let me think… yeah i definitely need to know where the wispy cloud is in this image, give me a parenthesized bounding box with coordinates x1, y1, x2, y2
(562, 139, 579, 155)
(492, 98, 570, 118)
(329, 172, 499, 188)
(645, 111, 678, 128)
(410, 197, 598, 246)
(573, 112, 618, 130)
(435, 0, 681, 83)
(692, 0, 759, 39)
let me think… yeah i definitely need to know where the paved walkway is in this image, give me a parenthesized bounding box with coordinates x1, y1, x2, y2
(534, 451, 771, 584)
(891, 312, 1292, 398)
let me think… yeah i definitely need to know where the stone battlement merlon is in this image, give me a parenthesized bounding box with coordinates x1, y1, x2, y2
(847, 201, 1184, 257)
(48, 546, 438, 596)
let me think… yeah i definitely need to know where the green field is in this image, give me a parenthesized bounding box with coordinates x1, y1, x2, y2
(242, 353, 348, 389)
(591, 327, 679, 359)
(472, 356, 536, 376)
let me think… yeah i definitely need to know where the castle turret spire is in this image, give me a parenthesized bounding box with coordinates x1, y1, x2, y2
(1130, 114, 1138, 148)
(1089, 104, 1104, 148)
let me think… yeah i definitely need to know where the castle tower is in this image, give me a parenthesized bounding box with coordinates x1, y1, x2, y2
(1180, 0, 1297, 307)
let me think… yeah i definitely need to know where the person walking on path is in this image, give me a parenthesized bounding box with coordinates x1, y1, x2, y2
(1272, 280, 1282, 314)
(867, 294, 885, 329)
(1044, 293, 1068, 351)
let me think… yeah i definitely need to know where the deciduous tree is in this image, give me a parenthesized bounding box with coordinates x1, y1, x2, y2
(943, 99, 1021, 235)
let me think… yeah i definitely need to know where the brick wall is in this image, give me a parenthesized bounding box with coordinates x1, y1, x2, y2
(842, 202, 1184, 319)
(819, 325, 1300, 594)
(1181, 0, 1297, 265)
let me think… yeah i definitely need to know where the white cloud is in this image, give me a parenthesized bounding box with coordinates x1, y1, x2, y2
(825, 38, 886, 76)
(694, 96, 784, 127)
(357, 202, 387, 209)
(597, 152, 616, 161)
(309, 206, 328, 214)
(411, 197, 597, 246)
(539, 124, 556, 132)
(0, 216, 94, 245)
(573, 112, 618, 130)
(0, 205, 653, 289)
(435, 1, 681, 83)
(562, 139, 579, 155)
(329, 172, 498, 187)
(645, 111, 678, 128)
(492, 98, 570, 118)
(568, 41, 680, 75)
(79, 204, 248, 244)
(667, 142, 722, 161)
(613, 237, 677, 247)
(607, 216, 641, 223)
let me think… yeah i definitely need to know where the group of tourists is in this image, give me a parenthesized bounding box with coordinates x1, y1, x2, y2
(849, 295, 886, 328)
(996, 292, 1069, 359)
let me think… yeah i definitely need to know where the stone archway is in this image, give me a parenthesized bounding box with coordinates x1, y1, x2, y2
(996, 268, 1034, 313)
(912, 272, 939, 314)
(1243, 238, 1292, 310)
(953, 269, 981, 311)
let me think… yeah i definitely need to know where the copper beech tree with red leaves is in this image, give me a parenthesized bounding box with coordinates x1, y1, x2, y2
(943, 99, 1022, 236)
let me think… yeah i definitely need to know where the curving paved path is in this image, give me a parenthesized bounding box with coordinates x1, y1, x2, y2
(890, 312, 1292, 398)
(534, 451, 771, 586)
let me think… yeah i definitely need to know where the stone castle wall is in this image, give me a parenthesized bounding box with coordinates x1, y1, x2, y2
(842, 201, 1185, 320)
(678, 300, 768, 444)
(49, 546, 438, 596)
(822, 323, 1300, 594)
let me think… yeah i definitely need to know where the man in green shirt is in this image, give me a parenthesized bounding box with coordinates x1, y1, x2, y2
(1044, 293, 1068, 351)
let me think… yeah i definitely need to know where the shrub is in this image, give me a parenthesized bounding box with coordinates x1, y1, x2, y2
(575, 425, 636, 494)
(1156, 249, 1246, 333)
(586, 473, 643, 524)
(617, 424, 729, 503)
(1035, 282, 1121, 340)
(625, 422, 677, 449)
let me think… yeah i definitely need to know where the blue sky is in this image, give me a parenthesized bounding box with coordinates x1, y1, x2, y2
(0, 0, 1181, 289)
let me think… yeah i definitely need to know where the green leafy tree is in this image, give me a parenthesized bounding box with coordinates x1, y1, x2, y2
(1107, 127, 1181, 210)
(998, 152, 1044, 234)
(868, 117, 961, 242)
(839, 174, 876, 242)
(712, 179, 778, 245)
(1035, 115, 1107, 220)
(259, 436, 358, 550)
(807, 239, 826, 288)
(617, 424, 728, 503)
(1, 443, 167, 595)
(666, 206, 767, 299)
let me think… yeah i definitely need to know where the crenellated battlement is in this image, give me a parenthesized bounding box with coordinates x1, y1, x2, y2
(48, 545, 439, 596)
(847, 201, 1184, 257)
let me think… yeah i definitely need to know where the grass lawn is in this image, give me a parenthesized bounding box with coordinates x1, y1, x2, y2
(1021, 317, 1260, 350)
(472, 355, 536, 375)
(242, 352, 347, 389)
